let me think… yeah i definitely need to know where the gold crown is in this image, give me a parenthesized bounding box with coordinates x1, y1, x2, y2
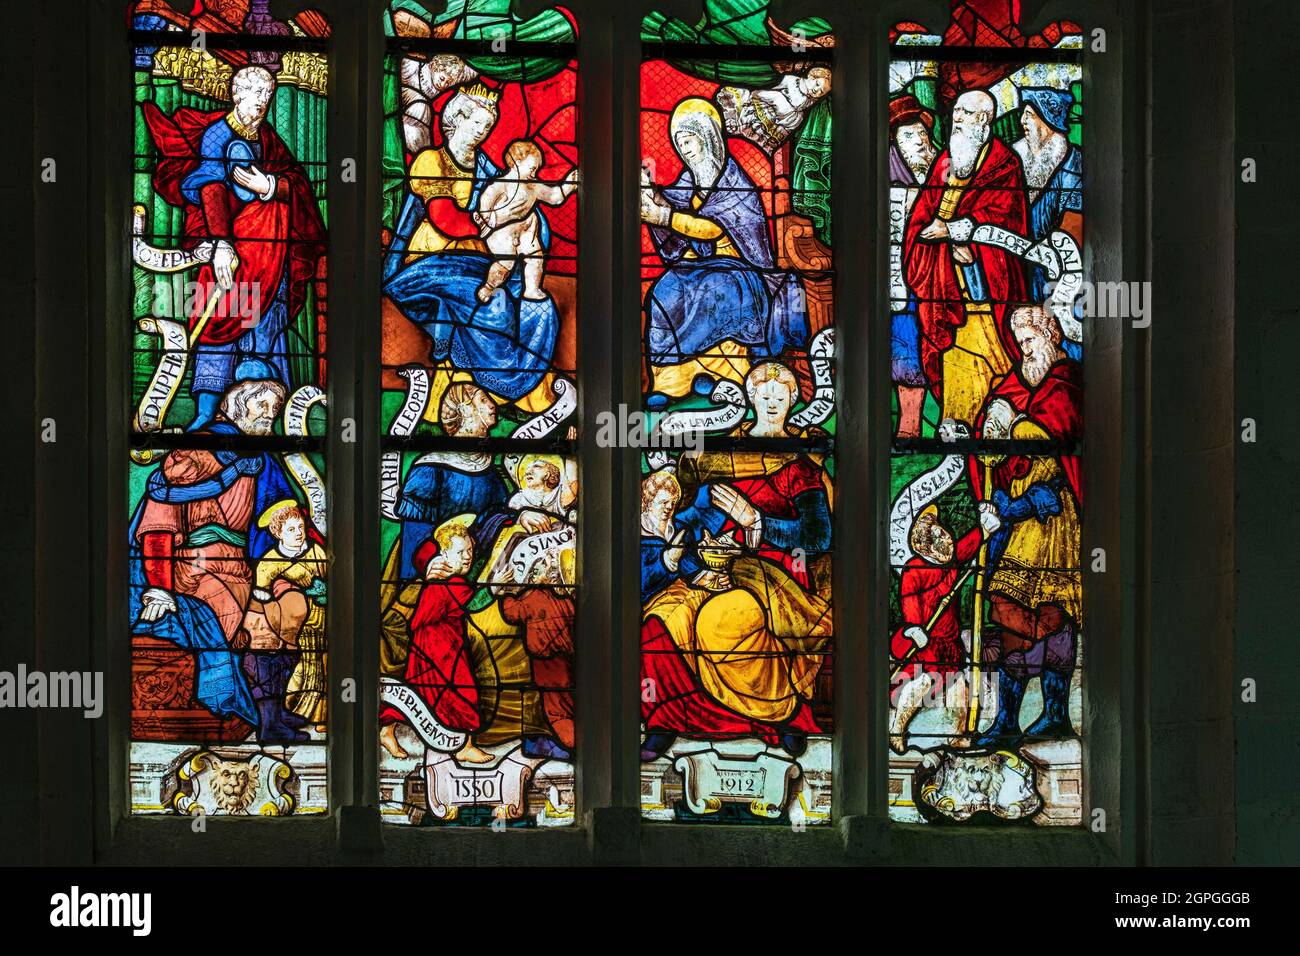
(461, 81, 500, 103)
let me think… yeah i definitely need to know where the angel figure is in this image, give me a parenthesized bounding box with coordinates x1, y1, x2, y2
(715, 67, 832, 152)
(395, 10, 479, 153)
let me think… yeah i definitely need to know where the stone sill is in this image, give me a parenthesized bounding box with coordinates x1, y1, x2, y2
(101, 808, 1118, 866)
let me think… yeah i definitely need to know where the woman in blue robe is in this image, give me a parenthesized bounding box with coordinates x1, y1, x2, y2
(381, 108, 559, 403)
(641, 98, 807, 391)
(395, 451, 512, 580)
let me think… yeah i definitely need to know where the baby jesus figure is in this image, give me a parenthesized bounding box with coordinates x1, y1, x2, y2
(473, 139, 578, 304)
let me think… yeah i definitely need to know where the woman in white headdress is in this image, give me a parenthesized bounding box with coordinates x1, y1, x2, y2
(639, 98, 807, 400)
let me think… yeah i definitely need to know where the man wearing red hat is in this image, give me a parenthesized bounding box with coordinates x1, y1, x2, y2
(889, 96, 939, 438)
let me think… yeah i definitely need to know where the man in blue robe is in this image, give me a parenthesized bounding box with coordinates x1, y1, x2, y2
(1014, 87, 1084, 361)
(143, 66, 326, 431)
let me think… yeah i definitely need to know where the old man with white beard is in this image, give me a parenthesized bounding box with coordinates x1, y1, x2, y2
(904, 89, 1030, 431)
(972, 305, 1083, 746)
(1013, 87, 1084, 360)
(141, 65, 327, 431)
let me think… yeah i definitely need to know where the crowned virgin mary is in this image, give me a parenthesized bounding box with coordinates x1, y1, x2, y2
(383, 83, 559, 408)
(640, 98, 807, 400)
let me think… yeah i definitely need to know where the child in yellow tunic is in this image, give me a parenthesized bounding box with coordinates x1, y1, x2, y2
(252, 501, 329, 732)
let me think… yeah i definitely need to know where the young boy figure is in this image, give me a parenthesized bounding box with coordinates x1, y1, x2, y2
(888, 503, 1000, 754)
(241, 500, 328, 743)
(508, 455, 578, 520)
(474, 140, 578, 304)
(379, 522, 493, 765)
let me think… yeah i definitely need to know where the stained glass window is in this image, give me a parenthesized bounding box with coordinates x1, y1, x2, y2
(638, 1, 835, 825)
(887, 2, 1085, 824)
(378, 2, 579, 827)
(127, 2, 331, 815)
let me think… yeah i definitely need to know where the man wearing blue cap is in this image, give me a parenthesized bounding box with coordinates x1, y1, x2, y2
(1014, 88, 1084, 331)
(130, 360, 316, 744)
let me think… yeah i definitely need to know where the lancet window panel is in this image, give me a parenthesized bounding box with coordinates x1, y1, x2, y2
(377, 1, 580, 829)
(126, 1, 332, 818)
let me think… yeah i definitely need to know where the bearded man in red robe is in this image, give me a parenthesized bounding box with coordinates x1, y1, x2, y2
(978, 304, 1084, 501)
(905, 89, 1029, 430)
(973, 305, 1083, 746)
(143, 65, 326, 430)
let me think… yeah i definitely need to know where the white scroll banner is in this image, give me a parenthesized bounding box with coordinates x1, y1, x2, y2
(132, 316, 190, 434)
(656, 379, 747, 438)
(131, 203, 209, 442)
(132, 203, 215, 273)
(888, 453, 968, 568)
(380, 366, 432, 521)
(788, 327, 836, 430)
(888, 186, 910, 310)
(512, 376, 576, 441)
(644, 450, 672, 471)
(487, 522, 577, 585)
(500, 377, 578, 483)
(283, 385, 328, 536)
(380, 677, 467, 753)
(971, 225, 1084, 343)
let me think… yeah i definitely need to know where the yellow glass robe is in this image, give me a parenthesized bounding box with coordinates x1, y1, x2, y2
(934, 145, 1012, 426)
(987, 419, 1083, 629)
(643, 556, 831, 724)
(254, 543, 328, 723)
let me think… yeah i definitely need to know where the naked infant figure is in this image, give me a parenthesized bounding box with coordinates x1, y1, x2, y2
(474, 139, 579, 304)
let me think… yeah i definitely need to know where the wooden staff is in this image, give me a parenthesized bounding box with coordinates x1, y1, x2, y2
(188, 265, 238, 347)
(129, 247, 238, 464)
(890, 560, 977, 683)
(966, 463, 993, 733)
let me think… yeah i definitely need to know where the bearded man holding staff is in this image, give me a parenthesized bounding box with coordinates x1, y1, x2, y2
(972, 306, 1083, 746)
(142, 65, 326, 431)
